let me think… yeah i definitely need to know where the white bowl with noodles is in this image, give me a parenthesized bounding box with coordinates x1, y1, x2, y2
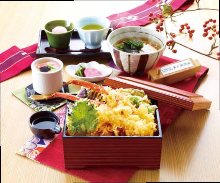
(65, 61, 113, 82)
(107, 26, 166, 76)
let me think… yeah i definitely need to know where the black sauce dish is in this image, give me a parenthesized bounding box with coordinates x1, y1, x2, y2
(29, 111, 61, 139)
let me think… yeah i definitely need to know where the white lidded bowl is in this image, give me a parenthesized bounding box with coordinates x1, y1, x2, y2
(31, 57, 63, 95)
(107, 26, 166, 75)
(65, 61, 113, 82)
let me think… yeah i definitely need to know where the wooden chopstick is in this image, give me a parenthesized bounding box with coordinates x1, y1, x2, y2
(104, 77, 211, 111)
(118, 76, 201, 98)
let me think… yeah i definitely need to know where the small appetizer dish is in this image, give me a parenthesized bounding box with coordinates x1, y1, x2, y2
(65, 61, 113, 82)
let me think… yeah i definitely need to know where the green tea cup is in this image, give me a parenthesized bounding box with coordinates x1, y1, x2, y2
(45, 20, 74, 49)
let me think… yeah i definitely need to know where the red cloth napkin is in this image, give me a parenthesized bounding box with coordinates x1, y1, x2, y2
(151, 56, 208, 130)
(0, 44, 37, 83)
(107, 0, 194, 29)
(35, 56, 209, 183)
(36, 134, 136, 183)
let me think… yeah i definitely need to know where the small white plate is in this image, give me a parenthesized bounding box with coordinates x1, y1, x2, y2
(65, 61, 113, 82)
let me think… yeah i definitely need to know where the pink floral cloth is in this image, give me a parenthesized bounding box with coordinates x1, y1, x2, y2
(17, 106, 66, 160)
(107, 0, 194, 29)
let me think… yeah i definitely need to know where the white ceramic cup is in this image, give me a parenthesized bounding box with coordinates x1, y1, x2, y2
(74, 16, 111, 49)
(31, 57, 63, 95)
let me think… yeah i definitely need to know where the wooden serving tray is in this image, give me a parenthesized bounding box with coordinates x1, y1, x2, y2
(36, 30, 112, 61)
(104, 76, 212, 111)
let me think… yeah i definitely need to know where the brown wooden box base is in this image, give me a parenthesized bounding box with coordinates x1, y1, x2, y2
(63, 109, 162, 169)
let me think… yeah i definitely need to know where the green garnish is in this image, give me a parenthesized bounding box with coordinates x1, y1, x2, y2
(122, 89, 145, 97)
(75, 65, 85, 77)
(116, 39, 144, 53)
(47, 64, 56, 70)
(130, 96, 142, 108)
(67, 100, 98, 136)
(148, 106, 153, 113)
(148, 105, 157, 114)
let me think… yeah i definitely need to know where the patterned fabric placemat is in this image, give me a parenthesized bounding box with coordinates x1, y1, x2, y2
(12, 83, 81, 112)
(17, 105, 66, 160)
(12, 86, 67, 112)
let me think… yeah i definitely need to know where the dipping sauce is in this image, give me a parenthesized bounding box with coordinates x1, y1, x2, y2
(82, 24, 104, 30)
(114, 37, 161, 53)
(32, 117, 56, 129)
(36, 60, 61, 72)
(29, 111, 61, 139)
(52, 26, 67, 34)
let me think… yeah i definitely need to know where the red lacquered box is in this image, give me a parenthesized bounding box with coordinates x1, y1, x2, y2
(63, 107, 162, 169)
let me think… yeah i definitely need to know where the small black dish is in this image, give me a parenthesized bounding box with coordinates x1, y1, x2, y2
(29, 111, 61, 139)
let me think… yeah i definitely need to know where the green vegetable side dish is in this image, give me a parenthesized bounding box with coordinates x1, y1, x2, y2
(116, 39, 144, 53)
(67, 100, 98, 136)
(75, 66, 86, 77)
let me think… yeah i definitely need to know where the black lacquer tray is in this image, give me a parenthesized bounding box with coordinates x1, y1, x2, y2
(36, 29, 112, 62)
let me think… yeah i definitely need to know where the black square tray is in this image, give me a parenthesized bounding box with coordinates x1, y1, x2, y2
(36, 30, 112, 62)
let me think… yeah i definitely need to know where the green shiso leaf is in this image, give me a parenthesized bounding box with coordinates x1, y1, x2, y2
(67, 100, 98, 136)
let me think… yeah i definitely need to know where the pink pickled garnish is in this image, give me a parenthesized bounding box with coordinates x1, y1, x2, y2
(84, 68, 102, 77)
